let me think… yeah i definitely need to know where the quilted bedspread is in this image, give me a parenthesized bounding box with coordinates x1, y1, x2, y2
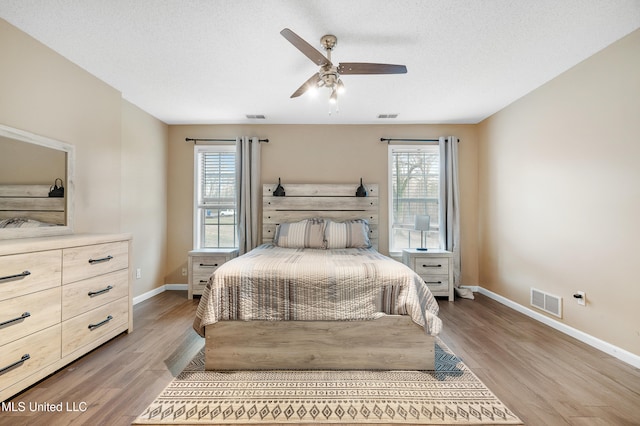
(193, 244, 442, 336)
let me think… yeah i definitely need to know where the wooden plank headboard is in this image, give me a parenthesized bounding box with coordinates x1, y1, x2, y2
(0, 184, 66, 225)
(262, 183, 379, 249)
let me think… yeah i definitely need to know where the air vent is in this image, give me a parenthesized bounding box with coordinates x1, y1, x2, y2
(531, 288, 562, 318)
(377, 114, 398, 119)
(246, 114, 266, 119)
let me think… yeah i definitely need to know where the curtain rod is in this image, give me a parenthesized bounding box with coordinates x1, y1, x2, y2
(185, 137, 269, 143)
(380, 137, 438, 143)
(380, 137, 459, 144)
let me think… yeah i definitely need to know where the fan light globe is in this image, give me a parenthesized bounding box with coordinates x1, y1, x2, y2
(329, 88, 338, 104)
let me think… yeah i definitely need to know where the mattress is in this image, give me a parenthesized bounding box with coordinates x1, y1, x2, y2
(193, 244, 442, 336)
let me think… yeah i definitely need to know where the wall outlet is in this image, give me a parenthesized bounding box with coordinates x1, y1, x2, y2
(135, 268, 142, 279)
(181, 268, 187, 276)
(574, 291, 586, 306)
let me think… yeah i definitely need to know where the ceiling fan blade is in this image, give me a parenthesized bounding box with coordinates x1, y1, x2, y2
(338, 63, 407, 75)
(291, 73, 322, 98)
(280, 28, 331, 67)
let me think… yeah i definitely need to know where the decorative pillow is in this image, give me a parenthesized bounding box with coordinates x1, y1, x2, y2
(273, 218, 326, 249)
(325, 219, 371, 249)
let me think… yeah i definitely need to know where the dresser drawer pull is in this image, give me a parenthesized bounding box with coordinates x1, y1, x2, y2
(0, 354, 30, 376)
(0, 312, 31, 328)
(422, 264, 442, 268)
(88, 315, 113, 330)
(88, 285, 114, 297)
(199, 263, 219, 267)
(88, 255, 113, 264)
(0, 270, 31, 282)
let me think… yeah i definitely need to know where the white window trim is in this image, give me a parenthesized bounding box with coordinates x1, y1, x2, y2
(193, 144, 236, 249)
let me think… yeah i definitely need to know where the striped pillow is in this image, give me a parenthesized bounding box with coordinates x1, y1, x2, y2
(325, 219, 371, 249)
(273, 218, 326, 249)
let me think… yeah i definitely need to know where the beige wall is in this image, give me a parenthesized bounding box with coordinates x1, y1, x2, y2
(477, 29, 640, 356)
(0, 19, 169, 298)
(166, 124, 479, 285)
(121, 100, 169, 297)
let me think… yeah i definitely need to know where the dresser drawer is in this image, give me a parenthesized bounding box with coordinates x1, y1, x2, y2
(419, 275, 451, 293)
(192, 275, 211, 294)
(62, 269, 129, 321)
(192, 255, 227, 275)
(414, 257, 450, 276)
(0, 325, 61, 393)
(62, 241, 128, 284)
(0, 287, 61, 345)
(0, 250, 61, 301)
(61, 297, 128, 357)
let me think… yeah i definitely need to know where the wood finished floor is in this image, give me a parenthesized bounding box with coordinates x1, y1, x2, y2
(1, 291, 639, 425)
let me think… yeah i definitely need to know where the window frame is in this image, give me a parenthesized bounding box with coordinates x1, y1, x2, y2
(193, 144, 238, 249)
(387, 144, 443, 255)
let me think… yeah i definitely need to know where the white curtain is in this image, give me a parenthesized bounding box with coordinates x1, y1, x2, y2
(439, 136, 473, 299)
(236, 136, 261, 255)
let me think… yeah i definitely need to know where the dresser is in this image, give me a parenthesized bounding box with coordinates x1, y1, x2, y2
(188, 248, 238, 299)
(0, 234, 132, 401)
(402, 248, 454, 301)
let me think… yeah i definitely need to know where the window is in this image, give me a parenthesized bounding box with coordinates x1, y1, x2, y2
(194, 145, 237, 248)
(388, 145, 442, 253)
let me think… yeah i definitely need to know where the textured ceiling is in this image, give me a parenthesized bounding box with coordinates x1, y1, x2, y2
(1, 0, 639, 125)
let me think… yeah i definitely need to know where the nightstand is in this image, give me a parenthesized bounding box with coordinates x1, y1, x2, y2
(402, 248, 454, 301)
(187, 248, 238, 299)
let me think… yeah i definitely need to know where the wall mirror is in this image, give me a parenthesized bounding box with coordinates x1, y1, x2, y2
(0, 124, 75, 240)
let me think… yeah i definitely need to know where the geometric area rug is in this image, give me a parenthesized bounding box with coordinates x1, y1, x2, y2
(133, 338, 522, 425)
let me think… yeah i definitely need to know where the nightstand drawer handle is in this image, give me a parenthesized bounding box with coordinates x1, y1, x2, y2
(425, 281, 443, 285)
(0, 270, 31, 282)
(0, 354, 30, 375)
(422, 264, 442, 268)
(88, 285, 113, 297)
(199, 280, 208, 284)
(88, 315, 113, 330)
(0, 312, 31, 328)
(89, 255, 113, 264)
(200, 263, 219, 267)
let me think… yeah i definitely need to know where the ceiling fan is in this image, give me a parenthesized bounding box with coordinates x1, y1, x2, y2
(280, 28, 407, 104)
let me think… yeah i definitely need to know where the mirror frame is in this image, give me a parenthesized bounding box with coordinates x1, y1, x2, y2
(0, 124, 75, 240)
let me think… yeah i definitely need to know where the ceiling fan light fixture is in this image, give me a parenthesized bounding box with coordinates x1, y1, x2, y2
(329, 88, 338, 104)
(280, 28, 406, 108)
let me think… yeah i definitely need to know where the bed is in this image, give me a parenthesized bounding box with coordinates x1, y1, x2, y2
(0, 184, 65, 226)
(193, 183, 442, 370)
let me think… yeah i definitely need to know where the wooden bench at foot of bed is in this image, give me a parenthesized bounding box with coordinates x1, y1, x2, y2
(204, 315, 435, 371)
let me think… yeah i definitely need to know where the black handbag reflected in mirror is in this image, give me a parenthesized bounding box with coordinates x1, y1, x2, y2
(48, 178, 64, 197)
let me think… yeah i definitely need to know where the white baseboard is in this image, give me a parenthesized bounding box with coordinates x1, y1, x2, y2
(166, 283, 188, 291)
(132, 284, 188, 305)
(476, 286, 640, 369)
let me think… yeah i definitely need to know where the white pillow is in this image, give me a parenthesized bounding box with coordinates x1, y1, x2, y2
(325, 219, 371, 249)
(273, 218, 326, 249)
